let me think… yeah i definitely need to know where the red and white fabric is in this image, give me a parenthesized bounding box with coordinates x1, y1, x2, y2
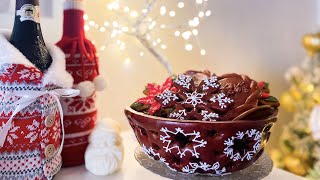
(57, 0, 106, 167)
(0, 30, 74, 180)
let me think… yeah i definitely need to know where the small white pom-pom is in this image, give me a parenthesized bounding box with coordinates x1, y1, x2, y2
(85, 118, 123, 176)
(77, 81, 95, 98)
(93, 75, 107, 91)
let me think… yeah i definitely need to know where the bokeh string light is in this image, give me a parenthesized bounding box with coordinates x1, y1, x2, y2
(84, 0, 211, 74)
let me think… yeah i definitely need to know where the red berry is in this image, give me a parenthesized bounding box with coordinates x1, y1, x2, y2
(261, 92, 270, 98)
(258, 81, 265, 89)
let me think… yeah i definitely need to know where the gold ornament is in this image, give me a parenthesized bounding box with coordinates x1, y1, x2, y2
(313, 91, 320, 104)
(300, 83, 314, 93)
(269, 149, 284, 168)
(303, 33, 320, 56)
(280, 92, 296, 112)
(284, 155, 309, 176)
(289, 87, 302, 100)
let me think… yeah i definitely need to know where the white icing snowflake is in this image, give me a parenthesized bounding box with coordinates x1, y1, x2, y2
(182, 161, 230, 175)
(183, 91, 206, 108)
(1, 122, 20, 145)
(0, 64, 13, 77)
(169, 109, 187, 120)
(51, 120, 61, 141)
(201, 110, 219, 121)
(142, 144, 177, 172)
(223, 129, 262, 162)
(202, 76, 219, 90)
(160, 127, 207, 158)
(18, 69, 41, 80)
(25, 119, 40, 143)
(174, 74, 192, 89)
(210, 93, 233, 109)
(156, 90, 179, 106)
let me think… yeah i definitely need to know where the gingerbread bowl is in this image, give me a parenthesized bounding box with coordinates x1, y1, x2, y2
(125, 107, 277, 176)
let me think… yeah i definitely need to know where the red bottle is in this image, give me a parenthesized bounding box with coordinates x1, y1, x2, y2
(56, 0, 106, 167)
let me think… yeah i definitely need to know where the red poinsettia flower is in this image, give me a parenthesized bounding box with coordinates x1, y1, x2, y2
(137, 77, 174, 115)
(258, 81, 270, 98)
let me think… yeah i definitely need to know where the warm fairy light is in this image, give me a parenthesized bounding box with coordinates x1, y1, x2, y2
(198, 11, 204, 18)
(169, 11, 176, 17)
(205, 10, 212, 17)
(185, 44, 193, 51)
(89, 20, 95, 26)
(83, 14, 88, 20)
(196, 0, 203, 4)
(84, 25, 90, 31)
(130, 11, 138, 17)
(200, 49, 206, 55)
(124, 58, 131, 65)
(178, 2, 184, 8)
(99, 27, 106, 32)
(85, 0, 210, 74)
(192, 29, 199, 36)
(160, 6, 166, 15)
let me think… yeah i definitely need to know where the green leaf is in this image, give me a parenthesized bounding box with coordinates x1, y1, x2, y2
(283, 140, 294, 152)
(265, 96, 278, 102)
(130, 102, 150, 112)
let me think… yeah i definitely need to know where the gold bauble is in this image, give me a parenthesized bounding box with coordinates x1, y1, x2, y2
(280, 92, 296, 112)
(303, 33, 320, 56)
(289, 87, 302, 100)
(313, 91, 320, 103)
(269, 149, 284, 168)
(284, 155, 309, 176)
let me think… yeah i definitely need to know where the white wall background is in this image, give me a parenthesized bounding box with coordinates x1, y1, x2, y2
(0, 0, 318, 146)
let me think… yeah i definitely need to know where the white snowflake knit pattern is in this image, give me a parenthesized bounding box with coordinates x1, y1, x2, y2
(223, 129, 262, 162)
(156, 90, 179, 106)
(1, 122, 20, 145)
(25, 119, 40, 143)
(18, 68, 41, 80)
(182, 161, 229, 175)
(160, 127, 207, 158)
(0, 64, 13, 77)
(174, 74, 192, 89)
(210, 93, 233, 109)
(202, 76, 220, 90)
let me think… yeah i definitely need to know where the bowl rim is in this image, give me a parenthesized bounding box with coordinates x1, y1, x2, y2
(125, 107, 278, 124)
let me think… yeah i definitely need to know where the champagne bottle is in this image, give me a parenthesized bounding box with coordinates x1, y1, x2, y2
(10, 0, 52, 72)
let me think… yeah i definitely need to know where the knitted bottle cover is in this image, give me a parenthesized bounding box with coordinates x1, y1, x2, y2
(57, 0, 101, 167)
(0, 30, 75, 179)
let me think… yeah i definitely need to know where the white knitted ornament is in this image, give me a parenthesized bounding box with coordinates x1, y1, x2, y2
(85, 119, 123, 176)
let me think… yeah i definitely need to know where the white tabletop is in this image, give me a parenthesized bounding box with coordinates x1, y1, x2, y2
(56, 132, 304, 180)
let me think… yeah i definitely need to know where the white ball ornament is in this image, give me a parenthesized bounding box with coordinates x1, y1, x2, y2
(93, 75, 107, 91)
(77, 81, 95, 98)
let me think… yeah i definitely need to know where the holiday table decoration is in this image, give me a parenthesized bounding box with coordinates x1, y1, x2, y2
(0, 30, 79, 180)
(57, 0, 106, 167)
(125, 70, 280, 175)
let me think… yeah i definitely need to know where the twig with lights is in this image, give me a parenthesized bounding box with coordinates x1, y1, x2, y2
(84, 0, 211, 75)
